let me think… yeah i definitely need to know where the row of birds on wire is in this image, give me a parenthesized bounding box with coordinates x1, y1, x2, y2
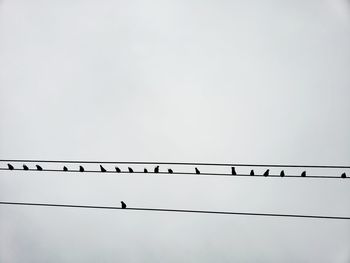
(4, 163, 347, 178)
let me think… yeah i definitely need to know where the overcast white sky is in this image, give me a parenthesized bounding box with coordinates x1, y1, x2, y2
(1, 0, 350, 262)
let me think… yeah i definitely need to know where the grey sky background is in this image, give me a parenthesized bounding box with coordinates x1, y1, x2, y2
(0, 0, 350, 262)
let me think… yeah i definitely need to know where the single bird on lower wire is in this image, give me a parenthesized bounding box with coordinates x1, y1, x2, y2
(115, 167, 121, 173)
(195, 167, 200, 174)
(250, 169, 254, 176)
(231, 167, 237, 175)
(280, 170, 285, 177)
(341, 172, 346, 178)
(100, 165, 106, 172)
(144, 168, 148, 173)
(168, 169, 173, 174)
(23, 164, 29, 170)
(63, 166, 68, 171)
(263, 169, 269, 177)
(7, 163, 14, 170)
(121, 201, 127, 209)
(36, 165, 43, 171)
(154, 166, 159, 173)
(301, 171, 306, 177)
(128, 167, 134, 173)
(79, 166, 84, 172)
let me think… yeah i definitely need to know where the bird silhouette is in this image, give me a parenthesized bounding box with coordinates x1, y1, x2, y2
(36, 165, 43, 171)
(301, 171, 306, 177)
(168, 169, 173, 174)
(7, 164, 14, 170)
(250, 169, 254, 176)
(128, 167, 134, 173)
(154, 166, 159, 173)
(195, 167, 200, 174)
(280, 170, 285, 177)
(79, 166, 84, 172)
(100, 165, 106, 172)
(263, 169, 269, 177)
(63, 166, 68, 171)
(23, 165, 29, 170)
(115, 167, 121, 173)
(121, 201, 127, 209)
(341, 172, 346, 178)
(144, 168, 148, 173)
(231, 167, 237, 175)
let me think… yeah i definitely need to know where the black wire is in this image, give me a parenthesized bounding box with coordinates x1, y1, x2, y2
(0, 201, 349, 220)
(1, 159, 349, 169)
(0, 168, 347, 179)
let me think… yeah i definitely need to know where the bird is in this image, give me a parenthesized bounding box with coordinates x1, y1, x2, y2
(231, 167, 237, 175)
(79, 166, 84, 172)
(63, 166, 68, 171)
(154, 166, 159, 173)
(115, 167, 121, 173)
(7, 163, 14, 170)
(36, 165, 43, 171)
(121, 201, 127, 209)
(128, 167, 134, 173)
(144, 168, 148, 173)
(263, 169, 269, 177)
(280, 170, 285, 177)
(168, 169, 173, 174)
(250, 169, 254, 176)
(301, 171, 306, 177)
(23, 164, 29, 170)
(100, 165, 106, 172)
(341, 172, 346, 178)
(195, 167, 200, 174)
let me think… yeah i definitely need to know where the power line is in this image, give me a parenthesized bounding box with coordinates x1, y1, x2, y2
(0, 201, 349, 220)
(1, 159, 349, 169)
(0, 168, 347, 179)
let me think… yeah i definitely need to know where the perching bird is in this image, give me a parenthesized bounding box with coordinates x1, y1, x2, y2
(79, 166, 84, 172)
(195, 167, 200, 174)
(263, 169, 269, 177)
(154, 166, 159, 173)
(115, 167, 121, 173)
(168, 169, 173, 174)
(301, 171, 306, 177)
(250, 169, 254, 176)
(36, 165, 43, 171)
(23, 164, 29, 170)
(341, 172, 346, 178)
(280, 170, 285, 177)
(100, 165, 106, 172)
(121, 201, 127, 209)
(144, 168, 148, 173)
(63, 166, 68, 171)
(128, 167, 134, 173)
(231, 167, 237, 175)
(7, 163, 14, 170)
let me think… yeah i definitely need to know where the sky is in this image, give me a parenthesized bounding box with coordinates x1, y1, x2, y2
(0, 0, 350, 262)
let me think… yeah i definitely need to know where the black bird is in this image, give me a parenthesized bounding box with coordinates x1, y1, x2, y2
(195, 167, 200, 174)
(231, 167, 237, 175)
(23, 164, 29, 170)
(168, 169, 173, 174)
(36, 165, 43, 171)
(341, 172, 346, 178)
(250, 169, 254, 176)
(263, 169, 269, 177)
(100, 165, 106, 172)
(128, 167, 134, 173)
(7, 163, 14, 170)
(63, 166, 68, 171)
(144, 168, 148, 173)
(115, 167, 121, 173)
(280, 170, 285, 177)
(154, 166, 159, 173)
(121, 201, 127, 209)
(79, 166, 84, 172)
(301, 171, 306, 177)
